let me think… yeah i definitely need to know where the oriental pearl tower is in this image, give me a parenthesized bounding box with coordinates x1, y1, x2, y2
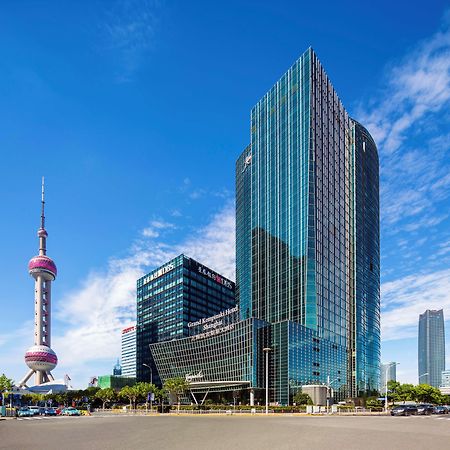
(19, 178, 58, 387)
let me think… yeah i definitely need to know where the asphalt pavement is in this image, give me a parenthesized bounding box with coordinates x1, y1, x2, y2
(1, 413, 450, 450)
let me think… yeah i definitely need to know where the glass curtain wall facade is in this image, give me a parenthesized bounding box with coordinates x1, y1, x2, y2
(236, 47, 380, 402)
(353, 122, 380, 395)
(136, 254, 235, 385)
(236, 145, 252, 321)
(418, 309, 445, 387)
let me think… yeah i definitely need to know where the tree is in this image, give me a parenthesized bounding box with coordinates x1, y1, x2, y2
(30, 393, 46, 405)
(393, 383, 415, 403)
(293, 391, 313, 405)
(120, 385, 140, 409)
(134, 382, 156, 410)
(414, 384, 442, 404)
(95, 388, 116, 410)
(163, 377, 190, 413)
(0, 374, 14, 408)
(366, 396, 383, 409)
(53, 393, 68, 407)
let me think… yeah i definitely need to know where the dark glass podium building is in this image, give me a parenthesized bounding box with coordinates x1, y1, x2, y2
(236, 48, 380, 402)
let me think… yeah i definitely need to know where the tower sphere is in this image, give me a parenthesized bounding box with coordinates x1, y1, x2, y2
(24, 345, 58, 372)
(37, 228, 48, 238)
(28, 255, 57, 279)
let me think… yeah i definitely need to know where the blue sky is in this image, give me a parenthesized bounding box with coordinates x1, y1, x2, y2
(1, 0, 450, 388)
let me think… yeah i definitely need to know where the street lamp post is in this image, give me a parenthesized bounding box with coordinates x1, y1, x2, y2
(143, 363, 153, 413)
(263, 348, 272, 415)
(418, 372, 429, 384)
(326, 376, 340, 414)
(384, 362, 400, 414)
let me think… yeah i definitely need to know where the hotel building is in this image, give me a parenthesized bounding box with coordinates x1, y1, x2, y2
(136, 254, 235, 385)
(151, 48, 380, 403)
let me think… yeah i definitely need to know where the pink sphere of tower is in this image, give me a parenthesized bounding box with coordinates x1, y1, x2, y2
(28, 255, 57, 279)
(25, 345, 58, 373)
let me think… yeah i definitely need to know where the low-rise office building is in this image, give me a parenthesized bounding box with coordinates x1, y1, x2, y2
(137, 254, 236, 385)
(97, 375, 135, 390)
(121, 325, 137, 378)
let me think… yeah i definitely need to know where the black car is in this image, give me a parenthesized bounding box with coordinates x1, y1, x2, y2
(433, 406, 449, 415)
(416, 404, 434, 415)
(391, 405, 418, 416)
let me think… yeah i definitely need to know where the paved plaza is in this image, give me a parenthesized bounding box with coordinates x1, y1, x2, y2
(2, 413, 450, 450)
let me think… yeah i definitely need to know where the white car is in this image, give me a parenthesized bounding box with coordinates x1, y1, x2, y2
(28, 406, 41, 416)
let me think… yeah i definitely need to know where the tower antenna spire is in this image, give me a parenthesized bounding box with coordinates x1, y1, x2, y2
(41, 176, 45, 230)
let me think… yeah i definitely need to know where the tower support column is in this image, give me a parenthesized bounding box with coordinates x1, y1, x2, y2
(45, 280, 51, 347)
(35, 275, 44, 345)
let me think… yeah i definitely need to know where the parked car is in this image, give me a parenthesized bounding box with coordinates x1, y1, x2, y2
(433, 406, 449, 414)
(43, 407, 57, 416)
(416, 404, 434, 415)
(28, 406, 41, 416)
(16, 407, 34, 418)
(61, 407, 80, 416)
(391, 405, 418, 416)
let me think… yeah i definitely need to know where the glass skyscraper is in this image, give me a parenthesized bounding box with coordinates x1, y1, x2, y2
(236, 48, 380, 402)
(136, 254, 235, 385)
(418, 309, 445, 387)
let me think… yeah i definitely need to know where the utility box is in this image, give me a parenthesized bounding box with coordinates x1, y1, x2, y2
(301, 385, 329, 406)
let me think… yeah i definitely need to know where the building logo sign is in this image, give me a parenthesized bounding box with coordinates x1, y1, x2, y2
(196, 264, 233, 289)
(191, 323, 235, 341)
(188, 305, 238, 328)
(188, 306, 238, 341)
(122, 326, 136, 334)
(142, 263, 175, 284)
(242, 152, 252, 173)
(185, 371, 204, 382)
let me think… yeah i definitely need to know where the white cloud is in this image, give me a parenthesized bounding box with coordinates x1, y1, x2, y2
(142, 227, 159, 238)
(356, 15, 450, 230)
(141, 219, 175, 238)
(381, 269, 450, 341)
(436, 240, 450, 256)
(360, 20, 450, 153)
(101, 0, 163, 81)
(50, 203, 235, 387)
(177, 204, 235, 280)
(150, 219, 175, 229)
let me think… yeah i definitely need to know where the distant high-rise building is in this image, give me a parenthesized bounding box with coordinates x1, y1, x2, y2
(441, 370, 450, 388)
(381, 362, 397, 393)
(418, 309, 445, 387)
(113, 358, 122, 376)
(121, 325, 137, 378)
(136, 254, 235, 385)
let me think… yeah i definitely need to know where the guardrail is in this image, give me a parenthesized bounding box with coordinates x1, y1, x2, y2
(94, 408, 158, 415)
(169, 409, 274, 414)
(0, 407, 17, 417)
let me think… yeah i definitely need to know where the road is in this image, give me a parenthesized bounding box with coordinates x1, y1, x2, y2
(1, 413, 450, 449)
